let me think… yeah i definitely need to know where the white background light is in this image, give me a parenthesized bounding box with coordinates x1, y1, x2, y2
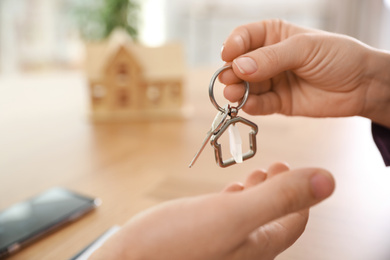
(384, 0, 390, 9)
(139, 0, 166, 47)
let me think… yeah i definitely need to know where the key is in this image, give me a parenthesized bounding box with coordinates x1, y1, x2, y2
(210, 116, 258, 168)
(189, 65, 256, 168)
(188, 105, 229, 168)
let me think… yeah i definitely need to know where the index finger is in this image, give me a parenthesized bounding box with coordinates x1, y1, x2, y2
(230, 167, 335, 240)
(221, 19, 313, 62)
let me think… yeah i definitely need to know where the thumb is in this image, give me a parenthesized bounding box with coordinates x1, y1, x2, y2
(230, 167, 335, 237)
(232, 34, 313, 82)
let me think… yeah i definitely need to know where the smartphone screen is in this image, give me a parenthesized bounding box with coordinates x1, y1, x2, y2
(0, 187, 100, 258)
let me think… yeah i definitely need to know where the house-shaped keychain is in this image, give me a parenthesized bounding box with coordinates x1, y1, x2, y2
(85, 29, 186, 121)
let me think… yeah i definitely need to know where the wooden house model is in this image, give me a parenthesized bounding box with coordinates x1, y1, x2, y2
(85, 29, 186, 121)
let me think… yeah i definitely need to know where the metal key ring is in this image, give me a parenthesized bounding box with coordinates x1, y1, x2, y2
(209, 65, 249, 113)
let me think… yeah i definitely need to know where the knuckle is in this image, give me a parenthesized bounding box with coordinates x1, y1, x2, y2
(242, 96, 259, 115)
(264, 18, 288, 30)
(295, 33, 316, 44)
(231, 25, 250, 49)
(276, 183, 303, 214)
(259, 46, 279, 67)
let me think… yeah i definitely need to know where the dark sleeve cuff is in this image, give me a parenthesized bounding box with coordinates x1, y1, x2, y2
(372, 122, 390, 166)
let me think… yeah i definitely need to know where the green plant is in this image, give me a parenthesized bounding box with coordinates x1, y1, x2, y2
(71, 0, 139, 41)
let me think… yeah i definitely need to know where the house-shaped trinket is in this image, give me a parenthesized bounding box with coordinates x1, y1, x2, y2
(85, 29, 186, 121)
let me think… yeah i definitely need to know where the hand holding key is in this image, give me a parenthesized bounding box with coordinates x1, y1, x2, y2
(220, 19, 390, 129)
(189, 65, 258, 168)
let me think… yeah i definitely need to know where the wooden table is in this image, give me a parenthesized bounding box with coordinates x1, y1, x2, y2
(1, 68, 390, 260)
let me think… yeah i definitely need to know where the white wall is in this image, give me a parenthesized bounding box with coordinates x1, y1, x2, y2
(161, 0, 331, 66)
(380, 1, 390, 50)
(0, 0, 23, 73)
(0, 0, 82, 73)
(149, 0, 390, 66)
(0, 0, 389, 73)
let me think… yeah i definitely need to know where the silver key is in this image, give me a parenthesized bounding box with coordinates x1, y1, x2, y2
(188, 105, 228, 168)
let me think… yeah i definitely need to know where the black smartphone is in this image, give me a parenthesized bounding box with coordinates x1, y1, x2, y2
(0, 187, 100, 258)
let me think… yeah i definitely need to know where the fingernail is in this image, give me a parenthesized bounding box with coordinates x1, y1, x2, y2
(220, 44, 225, 59)
(234, 57, 257, 75)
(310, 173, 334, 199)
(233, 35, 244, 50)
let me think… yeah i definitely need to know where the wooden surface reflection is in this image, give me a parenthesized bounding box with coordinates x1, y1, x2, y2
(0, 68, 390, 260)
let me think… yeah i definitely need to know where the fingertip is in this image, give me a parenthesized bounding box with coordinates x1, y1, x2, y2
(223, 84, 246, 103)
(221, 34, 246, 62)
(241, 95, 264, 115)
(241, 92, 281, 116)
(267, 162, 290, 177)
(310, 170, 335, 200)
(222, 182, 245, 193)
(221, 43, 228, 62)
(229, 167, 335, 240)
(244, 169, 267, 188)
(218, 66, 241, 85)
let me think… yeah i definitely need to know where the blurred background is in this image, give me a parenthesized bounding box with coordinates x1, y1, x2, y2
(0, 0, 389, 74)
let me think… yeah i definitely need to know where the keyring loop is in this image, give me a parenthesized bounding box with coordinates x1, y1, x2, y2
(209, 65, 249, 113)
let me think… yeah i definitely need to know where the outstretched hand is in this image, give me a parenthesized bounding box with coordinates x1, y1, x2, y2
(90, 163, 334, 260)
(220, 20, 390, 128)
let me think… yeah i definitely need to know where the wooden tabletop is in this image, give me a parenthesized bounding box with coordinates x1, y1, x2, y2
(1, 68, 390, 260)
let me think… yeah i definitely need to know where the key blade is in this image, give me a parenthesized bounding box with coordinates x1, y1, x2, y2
(188, 105, 229, 168)
(188, 130, 212, 168)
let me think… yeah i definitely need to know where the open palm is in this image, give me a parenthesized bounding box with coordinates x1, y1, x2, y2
(91, 163, 334, 260)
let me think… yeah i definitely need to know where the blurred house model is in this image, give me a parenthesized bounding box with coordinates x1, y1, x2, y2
(85, 29, 186, 121)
